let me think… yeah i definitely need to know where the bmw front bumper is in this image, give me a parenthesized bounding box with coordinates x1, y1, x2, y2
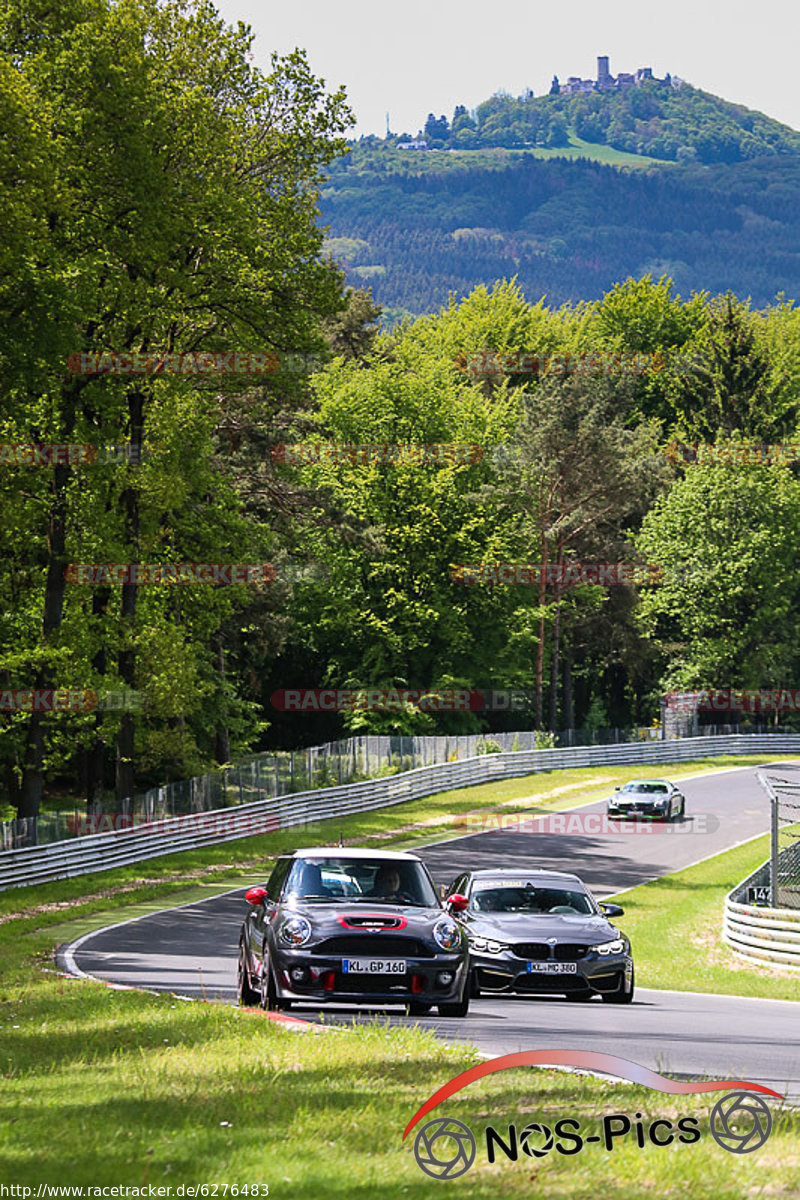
(471, 949, 633, 996)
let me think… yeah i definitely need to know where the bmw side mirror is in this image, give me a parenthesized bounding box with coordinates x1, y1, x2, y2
(446, 893, 469, 914)
(601, 902, 624, 917)
(244, 886, 269, 906)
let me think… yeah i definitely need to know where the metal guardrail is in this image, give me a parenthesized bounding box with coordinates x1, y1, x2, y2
(3, 733, 800, 892)
(724, 862, 800, 971)
(721, 763, 800, 971)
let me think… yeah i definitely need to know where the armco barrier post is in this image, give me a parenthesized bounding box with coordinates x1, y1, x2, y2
(771, 787, 780, 908)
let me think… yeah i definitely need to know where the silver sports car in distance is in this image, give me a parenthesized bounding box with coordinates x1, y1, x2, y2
(607, 779, 685, 821)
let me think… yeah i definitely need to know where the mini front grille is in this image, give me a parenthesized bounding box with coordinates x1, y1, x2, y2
(315, 936, 435, 958)
(334, 973, 414, 994)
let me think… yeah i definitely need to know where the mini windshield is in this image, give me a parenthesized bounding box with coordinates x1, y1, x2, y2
(471, 884, 595, 915)
(620, 782, 668, 794)
(284, 857, 438, 907)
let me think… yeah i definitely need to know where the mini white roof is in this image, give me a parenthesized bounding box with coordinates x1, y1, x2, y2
(290, 846, 421, 861)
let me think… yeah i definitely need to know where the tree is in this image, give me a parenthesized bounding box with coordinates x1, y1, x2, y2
(636, 462, 800, 689)
(546, 112, 569, 148)
(492, 373, 669, 727)
(0, 0, 353, 822)
(664, 294, 791, 440)
(424, 113, 449, 143)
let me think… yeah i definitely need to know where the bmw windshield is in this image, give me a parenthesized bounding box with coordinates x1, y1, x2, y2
(471, 882, 596, 915)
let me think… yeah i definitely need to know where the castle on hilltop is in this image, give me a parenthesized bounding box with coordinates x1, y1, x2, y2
(552, 56, 683, 97)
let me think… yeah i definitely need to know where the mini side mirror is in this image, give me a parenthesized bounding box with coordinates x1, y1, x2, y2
(446, 893, 469, 914)
(245, 886, 269, 906)
(614, 786, 621, 791)
(601, 902, 624, 917)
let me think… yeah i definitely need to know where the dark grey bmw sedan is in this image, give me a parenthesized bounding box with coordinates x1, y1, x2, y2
(445, 867, 634, 1003)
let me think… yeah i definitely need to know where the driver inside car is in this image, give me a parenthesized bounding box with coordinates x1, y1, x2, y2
(368, 865, 403, 899)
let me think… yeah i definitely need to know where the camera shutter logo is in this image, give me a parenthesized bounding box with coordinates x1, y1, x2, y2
(413, 1117, 476, 1179)
(520, 1122, 554, 1157)
(710, 1092, 773, 1153)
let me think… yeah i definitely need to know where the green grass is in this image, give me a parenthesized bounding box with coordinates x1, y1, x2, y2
(0, 935, 798, 1195)
(608, 835, 800, 1001)
(1, 755, 799, 1191)
(371, 132, 672, 171)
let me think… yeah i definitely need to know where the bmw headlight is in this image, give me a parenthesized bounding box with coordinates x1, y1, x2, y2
(470, 935, 506, 955)
(433, 918, 461, 950)
(594, 938, 626, 956)
(280, 915, 312, 946)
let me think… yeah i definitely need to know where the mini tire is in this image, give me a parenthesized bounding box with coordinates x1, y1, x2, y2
(438, 990, 470, 1018)
(407, 1001, 432, 1016)
(237, 943, 260, 1007)
(602, 965, 635, 1005)
(260, 955, 291, 1012)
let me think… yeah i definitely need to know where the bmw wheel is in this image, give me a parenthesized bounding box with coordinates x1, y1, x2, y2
(602, 965, 634, 1004)
(237, 943, 260, 1008)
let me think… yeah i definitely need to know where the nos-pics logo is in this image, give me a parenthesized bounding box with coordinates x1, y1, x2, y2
(405, 1051, 781, 1180)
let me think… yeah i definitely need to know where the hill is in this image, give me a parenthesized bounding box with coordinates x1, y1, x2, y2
(417, 79, 800, 165)
(320, 81, 800, 319)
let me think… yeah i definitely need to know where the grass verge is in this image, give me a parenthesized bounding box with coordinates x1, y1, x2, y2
(608, 834, 800, 1000)
(1, 949, 798, 1195)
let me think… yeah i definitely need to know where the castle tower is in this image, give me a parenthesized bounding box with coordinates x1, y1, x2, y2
(597, 56, 611, 87)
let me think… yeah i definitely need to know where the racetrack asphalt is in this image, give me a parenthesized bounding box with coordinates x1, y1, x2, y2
(61, 764, 800, 1100)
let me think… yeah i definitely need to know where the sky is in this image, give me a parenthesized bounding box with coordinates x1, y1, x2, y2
(214, 0, 799, 137)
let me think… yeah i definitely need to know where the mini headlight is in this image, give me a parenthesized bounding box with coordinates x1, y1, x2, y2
(280, 915, 312, 946)
(594, 938, 626, 956)
(433, 918, 461, 950)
